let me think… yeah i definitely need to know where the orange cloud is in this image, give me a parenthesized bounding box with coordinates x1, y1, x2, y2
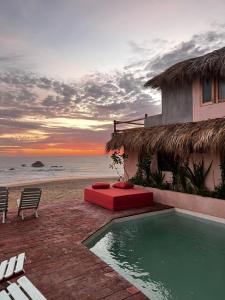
(0, 143, 106, 156)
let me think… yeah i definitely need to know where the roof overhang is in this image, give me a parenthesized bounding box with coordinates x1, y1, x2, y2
(106, 118, 225, 157)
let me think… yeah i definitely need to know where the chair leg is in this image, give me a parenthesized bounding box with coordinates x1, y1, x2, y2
(2, 211, 5, 224)
(2, 211, 7, 223)
(21, 212, 24, 221)
(34, 210, 38, 218)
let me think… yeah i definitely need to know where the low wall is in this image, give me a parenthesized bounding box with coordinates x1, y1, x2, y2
(140, 186, 225, 219)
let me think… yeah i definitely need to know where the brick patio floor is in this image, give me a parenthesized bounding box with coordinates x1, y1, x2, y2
(0, 193, 171, 299)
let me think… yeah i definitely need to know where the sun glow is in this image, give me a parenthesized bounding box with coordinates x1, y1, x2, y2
(0, 145, 105, 156)
(0, 117, 111, 155)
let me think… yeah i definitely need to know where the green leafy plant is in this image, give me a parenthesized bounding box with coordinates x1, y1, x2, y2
(213, 155, 225, 199)
(141, 153, 151, 180)
(131, 152, 225, 200)
(149, 169, 165, 187)
(109, 151, 129, 181)
(131, 152, 151, 184)
(129, 176, 148, 186)
(219, 155, 225, 182)
(136, 152, 151, 181)
(167, 156, 182, 190)
(214, 183, 225, 199)
(183, 160, 212, 194)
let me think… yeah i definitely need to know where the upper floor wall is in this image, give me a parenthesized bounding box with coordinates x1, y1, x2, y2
(192, 79, 225, 121)
(161, 84, 193, 124)
(145, 77, 225, 128)
(145, 83, 193, 128)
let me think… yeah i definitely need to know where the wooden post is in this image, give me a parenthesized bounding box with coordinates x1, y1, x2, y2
(114, 120, 117, 133)
(145, 113, 148, 119)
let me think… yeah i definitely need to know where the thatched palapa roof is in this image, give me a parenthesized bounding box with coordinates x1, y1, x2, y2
(145, 47, 225, 88)
(106, 118, 225, 156)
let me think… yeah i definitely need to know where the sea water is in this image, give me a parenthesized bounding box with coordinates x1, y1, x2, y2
(0, 155, 120, 185)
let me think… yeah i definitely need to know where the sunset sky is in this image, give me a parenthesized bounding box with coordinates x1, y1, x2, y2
(1, 0, 225, 156)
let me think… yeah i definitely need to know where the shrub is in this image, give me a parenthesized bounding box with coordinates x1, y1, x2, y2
(130, 152, 225, 200)
(213, 182, 225, 199)
(182, 160, 212, 194)
(149, 170, 165, 187)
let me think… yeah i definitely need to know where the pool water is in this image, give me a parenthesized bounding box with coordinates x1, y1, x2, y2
(86, 211, 225, 300)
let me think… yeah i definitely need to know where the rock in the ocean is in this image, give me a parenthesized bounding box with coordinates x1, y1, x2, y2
(21, 164, 26, 167)
(32, 161, 44, 168)
(9, 168, 15, 170)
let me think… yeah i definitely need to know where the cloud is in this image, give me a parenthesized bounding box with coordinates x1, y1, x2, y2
(1, 25, 225, 154)
(0, 54, 25, 63)
(143, 27, 225, 78)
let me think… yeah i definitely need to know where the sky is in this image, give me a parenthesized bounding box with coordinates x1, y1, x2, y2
(1, 0, 225, 156)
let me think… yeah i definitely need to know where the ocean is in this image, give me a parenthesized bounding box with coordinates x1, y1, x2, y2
(0, 155, 121, 185)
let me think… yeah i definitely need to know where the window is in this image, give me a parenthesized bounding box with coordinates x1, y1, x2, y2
(201, 77, 225, 104)
(202, 79, 213, 103)
(218, 78, 225, 101)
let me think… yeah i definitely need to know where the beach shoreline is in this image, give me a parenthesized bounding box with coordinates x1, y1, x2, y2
(4, 175, 118, 188)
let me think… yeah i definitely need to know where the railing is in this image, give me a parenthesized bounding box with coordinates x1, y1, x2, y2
(113, 114, 148, 133)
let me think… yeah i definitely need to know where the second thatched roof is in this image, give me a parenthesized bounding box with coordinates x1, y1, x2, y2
(106, 117, 225, 156)
(145, 47, 225, 89)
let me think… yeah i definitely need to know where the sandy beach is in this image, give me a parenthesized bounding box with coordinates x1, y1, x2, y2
(7, 177, 116, 210)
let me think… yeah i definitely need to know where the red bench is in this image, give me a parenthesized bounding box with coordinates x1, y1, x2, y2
(84, 186, 153, 211)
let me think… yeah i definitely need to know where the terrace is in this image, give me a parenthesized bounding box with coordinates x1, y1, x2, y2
(0, 179, 169, 300)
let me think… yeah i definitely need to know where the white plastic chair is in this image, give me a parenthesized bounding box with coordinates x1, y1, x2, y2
(0, 253, 26, 283)
(17, 188, 42, 220)
(0, 276, 47, 300)
(0, 187, 8, 223)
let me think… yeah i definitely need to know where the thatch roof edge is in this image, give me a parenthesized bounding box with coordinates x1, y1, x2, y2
(106, 117, 225, 156)
(145, 46, 225, 89)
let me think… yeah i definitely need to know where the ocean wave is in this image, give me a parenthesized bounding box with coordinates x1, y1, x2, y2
(34, 168, 65, 172)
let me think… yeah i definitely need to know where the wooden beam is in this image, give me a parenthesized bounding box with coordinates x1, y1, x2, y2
(113, 114, 147, 132)
(123, 122, 144, 125)
(116, 117, 146, 124)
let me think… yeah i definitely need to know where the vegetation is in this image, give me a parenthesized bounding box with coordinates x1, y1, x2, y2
(131, 153, 170, 190)
(109, 148, 225, 200)
(213, 156, 225, 199)
(149, 170, 165, 188)
(213, 183, 225, 200)
(220, 155, 225, 182)
(109, 151, 129, 181)
(130, 153, 225, 200)
(182, 160, 212, 195)
(136, 152, 151, 180)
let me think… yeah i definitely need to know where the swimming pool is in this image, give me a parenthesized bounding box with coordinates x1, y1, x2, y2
(85, 210, 225, 300)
